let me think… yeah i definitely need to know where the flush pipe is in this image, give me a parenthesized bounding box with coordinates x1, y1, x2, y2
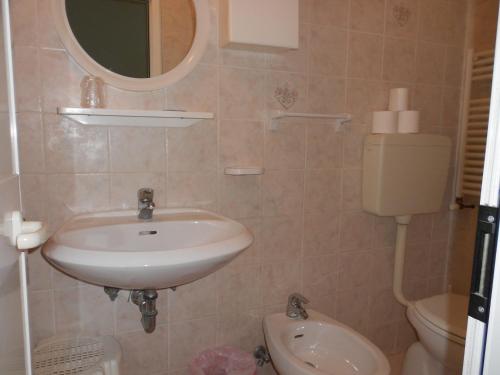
(393, 215, 412, 307)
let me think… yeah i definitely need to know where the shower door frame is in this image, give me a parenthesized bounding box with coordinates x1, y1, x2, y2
(463, 3, 500, 373)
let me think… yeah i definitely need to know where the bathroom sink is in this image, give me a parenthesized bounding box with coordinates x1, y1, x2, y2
(263, 310, 390, 375)
(42, 208, 253, 290)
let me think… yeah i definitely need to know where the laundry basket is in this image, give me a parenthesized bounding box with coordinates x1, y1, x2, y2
(33, 336, 121, 375)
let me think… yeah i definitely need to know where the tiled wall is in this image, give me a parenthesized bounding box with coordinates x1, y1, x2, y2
(13, 0, 467, 374)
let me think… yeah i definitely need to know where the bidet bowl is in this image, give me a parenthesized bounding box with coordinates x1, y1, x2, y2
(263, 310, 390, 375)
(42, 208, 253, 290)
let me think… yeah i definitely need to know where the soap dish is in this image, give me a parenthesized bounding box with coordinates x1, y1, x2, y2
(224, 167, 265, 176)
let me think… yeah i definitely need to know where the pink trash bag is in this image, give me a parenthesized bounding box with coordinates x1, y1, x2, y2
(190, 346, 257, 375)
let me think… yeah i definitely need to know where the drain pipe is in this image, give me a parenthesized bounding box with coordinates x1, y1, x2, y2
(393, 215, 412, 307)
(131, 290, 158, 333)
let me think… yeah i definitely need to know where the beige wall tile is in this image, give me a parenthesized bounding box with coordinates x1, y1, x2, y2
(167, 120, 217, 172)
(219, 174, 261, 219)
(266, 71, 308, 112)
(220, 67, 267, 120)
(220, 120, 264, 168)
(264, 121, 306, 170)
(385, 0, 419, 38)
(309, 0, 349, 28)
(416, 42, 446, 84)
(340, 212, 374, 251)
(117, 327, 168, 375)
(418, 0, 449, 43)
(309, 26, 347, 77)
(216, 309, 264, 351)
(261, 215, 302, 261)
(169, 318, 216, 370)
(342, 168, 362, 211)
(373, 216, 398, 249)
(169, 275, 216, 321)
(303, 255, 337, 316)
(303, 213, 340, 256)
(262, 170, 304, 217)
(338, 250, 374, 290)
(308, 75, 346, 113)
(167, 171, 217, 210)
(44, 114, 109, 173)
(216, 262, 262, 314)
(106, 87, 165, 110)
(304, 169, 342, 214)
(14, 47, 41, 111)
(383, 37, 417, 82)
(37, 0, 64, 49)
(40, 49, 84, 113)
(166, 64, 217, 112)
(346, 80, 389, 127)
(306, 124, 343, 169)
(413, 85, 443, 129)
(11, 0, 37, 47)
(350, 0, 386, 34)
(29, 290, 55, 345)
(221, 49, 269, 69)
(17, 112, 44, 173)
(28, 248, 52, 291)
(110, 127, 166, 173)
(46, 174, 110, 230)
(348, 32, 384, 80)
(261, 261, 301, 306)
(336, 287, 371, 330)
(444, 46, 464, 86)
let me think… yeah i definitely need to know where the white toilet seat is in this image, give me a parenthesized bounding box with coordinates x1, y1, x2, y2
(413, 293, 468, 344)
(403, 293, 468, 374)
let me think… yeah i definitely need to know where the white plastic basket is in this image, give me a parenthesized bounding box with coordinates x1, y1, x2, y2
(33, 336, 121, 375)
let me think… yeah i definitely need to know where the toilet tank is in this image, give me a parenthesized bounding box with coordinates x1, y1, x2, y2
(363, 134, 451, 216)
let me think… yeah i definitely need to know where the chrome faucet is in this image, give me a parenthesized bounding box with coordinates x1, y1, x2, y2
(138, 188, 155, 220)
(286, 293, 309, 320)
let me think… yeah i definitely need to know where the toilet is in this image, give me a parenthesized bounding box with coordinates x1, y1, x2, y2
(403, 293, 468, 375)
(363, 134, 467, 374)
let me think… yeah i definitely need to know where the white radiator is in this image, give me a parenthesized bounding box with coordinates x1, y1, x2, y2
(457, 49, 494, 198)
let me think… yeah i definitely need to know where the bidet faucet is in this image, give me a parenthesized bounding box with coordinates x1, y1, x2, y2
(138, 188, 155, 220)
(286, 293, 309, 320)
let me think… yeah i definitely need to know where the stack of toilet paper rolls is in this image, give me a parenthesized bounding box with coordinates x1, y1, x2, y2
(372, 88, 420, 134)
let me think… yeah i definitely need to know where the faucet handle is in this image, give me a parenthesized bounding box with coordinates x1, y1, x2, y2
(288, 293, 309, 306)
(138, 188, 154, 202)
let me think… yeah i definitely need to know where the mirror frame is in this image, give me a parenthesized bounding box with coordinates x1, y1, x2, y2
(51, 0, 210, 91)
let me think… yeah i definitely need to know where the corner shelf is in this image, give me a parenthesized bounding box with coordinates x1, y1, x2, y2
(57, 107, 215, 128)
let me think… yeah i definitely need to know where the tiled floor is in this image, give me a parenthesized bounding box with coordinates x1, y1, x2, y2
(257, 353, 406, 375)
(388, 352, 406, 375)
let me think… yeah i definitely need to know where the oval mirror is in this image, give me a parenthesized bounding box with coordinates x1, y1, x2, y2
(52, 0, 210, 91)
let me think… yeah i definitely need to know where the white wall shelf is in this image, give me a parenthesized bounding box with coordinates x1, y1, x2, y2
(57, 107, 215, 128)
(224, 167, 265, 176)
(269, 110, 352, 131)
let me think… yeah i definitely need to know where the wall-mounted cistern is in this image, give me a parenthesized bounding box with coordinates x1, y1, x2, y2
(138, 188, 155, 220)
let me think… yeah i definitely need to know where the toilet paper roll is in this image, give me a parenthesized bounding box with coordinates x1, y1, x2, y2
(372, 111, 398, 134)
(389, 88, 409, 111)
(398, 110, 420, 133)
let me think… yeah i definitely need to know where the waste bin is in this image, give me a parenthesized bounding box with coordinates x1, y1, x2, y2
(190, 346, 257, 375)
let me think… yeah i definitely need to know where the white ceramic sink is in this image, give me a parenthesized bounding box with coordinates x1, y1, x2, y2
(264, 310, 390, 375)
(42, 208, 253, 290)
